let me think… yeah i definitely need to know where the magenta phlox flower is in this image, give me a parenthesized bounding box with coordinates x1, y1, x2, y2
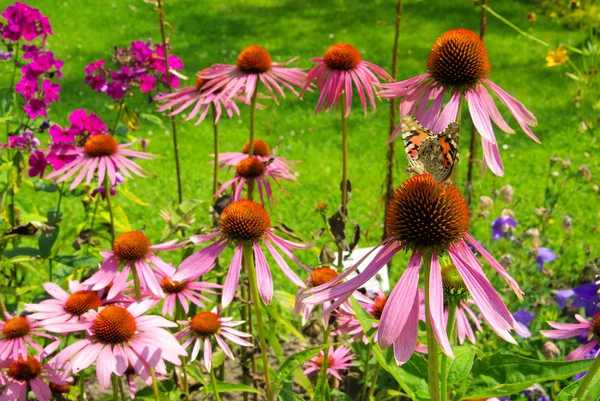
(27, 149, 48, 178)
(1, 2, 53, 43)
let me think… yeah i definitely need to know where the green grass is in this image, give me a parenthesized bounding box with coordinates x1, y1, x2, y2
(2, 0, 599, 350)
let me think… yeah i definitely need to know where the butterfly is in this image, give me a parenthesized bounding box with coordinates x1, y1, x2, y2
(401, 115, 460, 183)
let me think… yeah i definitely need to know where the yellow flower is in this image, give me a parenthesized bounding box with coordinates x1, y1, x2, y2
(527, 12, 537, 23)
(546, 45, 569, 67)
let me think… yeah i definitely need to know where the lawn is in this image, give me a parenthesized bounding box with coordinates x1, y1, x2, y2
(0, 0, 599, 399)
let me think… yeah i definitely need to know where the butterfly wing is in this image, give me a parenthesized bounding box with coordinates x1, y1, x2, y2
(419, 122, 460, 183)
(401, 115, 434, 167)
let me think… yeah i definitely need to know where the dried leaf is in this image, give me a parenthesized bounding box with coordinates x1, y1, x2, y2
(312, 228, 325, 239)
(340, 178, 352, 203)
(349, 223, 361, 253)
(319, 243, 336, 265)
(274, 223, 304, 243)
(72, 229, 93, 251)
(327, 207, 347, 253)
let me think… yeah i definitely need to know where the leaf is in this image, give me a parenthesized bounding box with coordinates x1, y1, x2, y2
(122, 104, 139, 132)
(279, 388, 305, 401)
(53, 255, 99, 269)
(33, 181, 58, 193)
(200, 382, 263, 395)
(462, 352, 593, 399)
(117, 187, 150, 206)
(312, 228, 325, 239)
(39, 227, 59, 259)
(348, 222, 361, 253)
(4, 247, 40, 259)
(319, 243, 336, 265)
(327, 207, 346, 246)
(273, 344, 331, 390)
(266, 304, 307, 344)
(3, 222, 39, 237)
(447, 345, 475, 385)
(555, 370, 600, 401)
(140, 112, 165, 128)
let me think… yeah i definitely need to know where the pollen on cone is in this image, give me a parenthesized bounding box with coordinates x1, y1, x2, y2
(386, 174, 470, 251)
(236, 157, 265, 178)
(219, 200, 271, 241)
(84, 134, 118, 157)
(309, 267, 339, 287)
(191, 312, 221, 336)
(243, 139, 271, 157)
(236, 45, 272, 74)
(2, 316, 31, 339)
(92, 305, 137, 344)
(371, 297, 388, 320)
(161, 277, 187, 294)
(64, 291, 102, 316)
(427, 28, 491, 88)
(324, 43, 362, 71)
(113, 231, 151, 262)
(8, 357, 41, 381)
(591, 313, 600, 339)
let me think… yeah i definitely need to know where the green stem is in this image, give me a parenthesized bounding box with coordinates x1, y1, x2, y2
(48, 182, 65, 282)
(0, 294, 6, 321)
(246, 90, 259, 201)
(319, 326, 331, 401)
(360, 343, 372, 401)
(181, 355, 190, 398)
(118, 376, 127, 401)
(132, 266, 142, 301)
(112, 98, 125, 135)
(212, 102, 220, 197)
(574, 354, 600, 399)
(150, 366, 161, 401)
(450, 96, 463, 184)
(210, 366, 222, 401)
(156, 0, 184, 205)
(78, 372, 85, 401)
(423, 249, 441, 401)
(483, 5, 549, 47)
(112, 375, 121, 401)
(104, 174, 115, 246)
(243, 242, 273, 401)
(338, 91, 348, 268)
(440, 303, 457, 401)
(367, 361, 381, 400)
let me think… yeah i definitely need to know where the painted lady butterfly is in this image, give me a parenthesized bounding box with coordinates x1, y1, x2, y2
(401, 115, 460, 183)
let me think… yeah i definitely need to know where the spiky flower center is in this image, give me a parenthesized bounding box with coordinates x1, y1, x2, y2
(243, 139, 271, 157)
(371, 296, 388, 320)
(441, 264, 470, 303)
(195, 68, 209, 91)
(315, 354, 334, 368)
(50, 383, 71, 394)
(8, 356, 41, 381)
(191, 312, 221, 336)
(591, 313, 600, 339)
(2, 316, 31, 340)
(113, 231, 151, 263)
(309, 267, 339, 287)
(236, 45, 272, 74)
(160, 277, 188, 294)
(236, 157, 265, 179)
(219, 200, 271, 241)
(427, 28, 491, 89)
(64, 291, 102, 316)
(92, 305, 137, 344)
(84, 134, 118, 157)
(324, 43, 361, 71)
(386, 174, 470, 251)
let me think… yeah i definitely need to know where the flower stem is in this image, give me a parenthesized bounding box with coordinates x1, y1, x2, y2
(104, 174, 115, 246)
(78, 372, 85, 401)
(423, 249, 441, 401)
(246, 90, 259, 201)
(440, 303, 457, 401)
(181, 356, 190, 398)
(118, 376, 127, 401)
(112, 98, 125, 135)
(483, 5, 549, 48)
(150, 365, 161, 401)
(156, 0, 184, 206)
(242, 242, 273, 401)
(338, 91, 348, 268)
(360, 343, 372, 401)
(132, 266, 142, 301)
(112, 375, 121, 401)
(0, 295, 6, 321)
(367, 361, 381, 400)
(48, 182, 65, 282)
(383, 0, 403, 241)
(319, 326, 331, 401)
(210, 366, 222, 401)
(211, 102, 220, 197)
(574, 354, 600, 399)
(450, 96, 463, 185)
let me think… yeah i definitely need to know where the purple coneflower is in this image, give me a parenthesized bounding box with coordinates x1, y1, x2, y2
(305, 174, 525, 363)
(49, 300, 187, 388)
(155, 269, 221, 317)
(302, 43, 391, 116)
(0, 313, 59, 361)
(83, 231, 185, 299)
(303, 346, 354, 381)
(541, 313, 600, 360)
(295, 267, 340, 326)
(175, 309, 252, 372)
(380, 29, 538, 176)
(201, 45, 307, 104)
(45, 133, 152, 189)
(173, 200, 312, 307)
(0, 354, 68, 401)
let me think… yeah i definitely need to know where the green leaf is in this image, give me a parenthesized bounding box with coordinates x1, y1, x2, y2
(5, 247, 40, 259)
(273, 344, 331, 390)
(39, 227, 59, 259)
(201, 382, 263, 395)
(462, 352, 593, 399)
(118, 187, 150, 206)
(33, 181, 58, 192)
(278, 388, 306, 401)
(447, 345, 475, 385)
(266, 301, 307, 345)
(555, 367, 600, 401)
(53, 255, 99, 268)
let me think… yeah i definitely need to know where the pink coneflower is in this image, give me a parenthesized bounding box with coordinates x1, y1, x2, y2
(454, 301, 482, 345)
(294, 267, 340, 326)
(49, 300, 187, 388)
(0, 313, 59, 361)
(83, 231, 185, 299)
(217, 139, 297, 181)
(173, 200, 312, 307)
(175, 309, 252, 371)
(0, 354, 69, 401)
(155, 69, 243, 125)
(155, 269, 221, 317)
(541, 313, 600, 360)
(379, 29, 538, 176)
(201, 45, 307, 104)
(305, 174, 525, 363)
(25, 281, 105, 326)
(215, 155, 295, 205)
(302, 43, 391, 117)
(303, 346, 354, 380)
(44, 133, 152, 190)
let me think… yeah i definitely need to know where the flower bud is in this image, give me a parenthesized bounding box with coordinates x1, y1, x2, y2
(479, 195, 494, 210)
(499, 185, 514, 204)
(578, 165, 592, 182)
(542, 341, 560, 359)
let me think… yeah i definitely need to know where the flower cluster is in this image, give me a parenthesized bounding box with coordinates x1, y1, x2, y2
(1, 2, 52, 43)
(84, 39, 183, 100)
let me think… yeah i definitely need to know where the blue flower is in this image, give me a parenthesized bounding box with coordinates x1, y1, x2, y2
(556, 282, 600, 317)
(492, 216, 518, 241)
(513, 308, 535, 338)
(536, 247, 557, 272)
